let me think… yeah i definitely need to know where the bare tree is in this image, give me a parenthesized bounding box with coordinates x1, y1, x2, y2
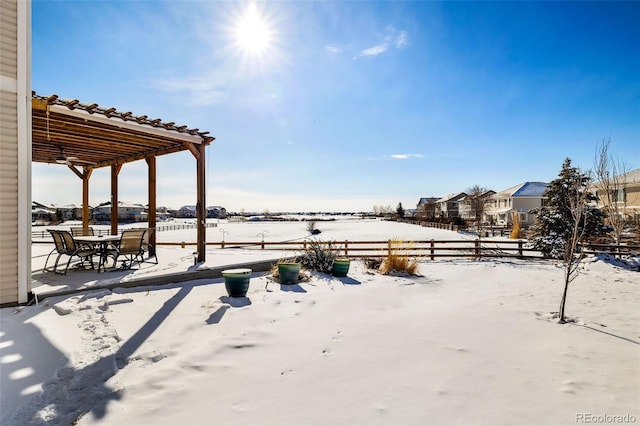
(594, 139, 631, 245)
(415, 199, 437, 221)
(559, 174, 591, 323)
(465, 185, 490, 236)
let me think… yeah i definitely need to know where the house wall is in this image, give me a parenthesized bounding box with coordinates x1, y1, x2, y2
(513, 197, 544, 225)
(626, 184, 640, 220)
(0, 0, 31, 305)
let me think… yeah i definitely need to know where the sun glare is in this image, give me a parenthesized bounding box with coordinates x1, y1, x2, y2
(234, 4, 271, 55)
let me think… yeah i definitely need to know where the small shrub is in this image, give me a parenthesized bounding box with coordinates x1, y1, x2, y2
(306, 220, 321, 234)
(380, 238, 419, 275)
(364, 257, 382, 270)
(298, 239, 339, 273)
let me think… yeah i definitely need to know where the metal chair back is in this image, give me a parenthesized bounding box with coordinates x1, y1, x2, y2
(71, 227, 94, 237)
(58, 230, 80, 254)
(48, 229, 66, 254)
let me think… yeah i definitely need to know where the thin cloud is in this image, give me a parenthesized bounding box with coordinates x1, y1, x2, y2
(395, 31, 408, 48)
(153, 73, 228, 106)
(390, 154, 424, 160)
(356, 26, 409, 58)
(325, 45, 341, 54)
(361, 44, 387, 57)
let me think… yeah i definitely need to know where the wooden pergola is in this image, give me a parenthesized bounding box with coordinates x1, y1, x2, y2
(31, 92, 215, 262)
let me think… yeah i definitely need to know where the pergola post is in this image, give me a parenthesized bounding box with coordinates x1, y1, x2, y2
(111, 163, 122, 235)
(66, 164, 93, 227)
(196, 142, 206, 262)
(146, 156, 157, 255)
(82, 167, 92, 228)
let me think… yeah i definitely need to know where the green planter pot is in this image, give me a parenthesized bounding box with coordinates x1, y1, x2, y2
(278, 263, 301, 284)
(222, 268, 252, 297)
(332, 259, 351, 277)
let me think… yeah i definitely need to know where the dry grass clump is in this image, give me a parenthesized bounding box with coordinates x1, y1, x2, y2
(379, 238, 420, 275)
(510, 211, 521, 239)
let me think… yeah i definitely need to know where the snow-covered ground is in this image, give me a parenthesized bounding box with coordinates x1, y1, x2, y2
(3, 219, 639, 425)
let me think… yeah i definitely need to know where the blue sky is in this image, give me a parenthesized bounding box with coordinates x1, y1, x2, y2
(31, 1, 639, 213)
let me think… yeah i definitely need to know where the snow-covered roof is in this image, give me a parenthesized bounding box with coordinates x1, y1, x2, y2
(436, 192, 466, 203)
(497, 182, 547, 198)
(96, 201, 145, 209)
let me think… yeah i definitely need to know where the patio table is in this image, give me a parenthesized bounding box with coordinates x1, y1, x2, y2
(74, 235, 120, 272)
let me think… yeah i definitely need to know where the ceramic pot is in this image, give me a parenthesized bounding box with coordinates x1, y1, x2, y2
(222, 268, 251, 297)
(332, 259, 351, 277)
(278, 263, 301, 284)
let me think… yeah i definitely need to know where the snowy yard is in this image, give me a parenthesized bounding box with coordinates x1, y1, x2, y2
(3, 219, 638, 425)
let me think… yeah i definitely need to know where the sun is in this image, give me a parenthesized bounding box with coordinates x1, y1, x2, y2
(234, 3, 271, 55)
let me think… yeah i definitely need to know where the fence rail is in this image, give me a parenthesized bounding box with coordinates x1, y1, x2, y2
(32, 230, 639, 260)
(161, 239, 639, 260)
(31, 222, 217, 240)
(158, 239, 544, 259)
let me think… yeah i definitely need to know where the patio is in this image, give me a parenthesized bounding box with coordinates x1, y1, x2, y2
(31, 242, 284, 301)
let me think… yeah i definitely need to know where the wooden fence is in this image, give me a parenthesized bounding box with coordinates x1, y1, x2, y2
(158, 239, 639, 260)
(157, 239, 546, 259)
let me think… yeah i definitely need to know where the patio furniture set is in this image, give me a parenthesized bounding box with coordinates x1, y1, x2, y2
(44, 227, 158, 275)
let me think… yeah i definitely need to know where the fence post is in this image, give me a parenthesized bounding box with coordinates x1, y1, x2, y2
(388, 240, 392, 257)
(221, 241, 225, 249)
(430, 240, 434, 261)
(518, 240, 523, 259)
(475, 239, 480, 258)
(344, 240, 349, 257)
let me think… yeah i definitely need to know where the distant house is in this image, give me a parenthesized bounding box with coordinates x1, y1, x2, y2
(458, 190, 496, 221)
(54, 204, 84, 221)
(92, 201, 146, 222)
(154, 206, 172, 221)
(207, 206, 227, 219)
(178, 205, 227, 218)
(416, 197, 438, 219)
(591, 168, 640, 225)
(485, 182, 547, 226)
(178, 205, 197, 218)
(435, 193, 466, 218)
(32, 201, 55, 224)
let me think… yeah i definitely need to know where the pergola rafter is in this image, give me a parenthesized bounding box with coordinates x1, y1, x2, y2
(31, 92, 214, 262)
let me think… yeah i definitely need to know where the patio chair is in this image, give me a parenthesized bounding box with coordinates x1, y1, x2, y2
(110, 228, 146, 270)
(70, 226, 94, 236)
(71, 226, 95, 250)
(45, 229, 97, 274)
(138, 227, 158, 264)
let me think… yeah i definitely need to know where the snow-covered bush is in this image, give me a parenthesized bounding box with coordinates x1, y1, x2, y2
(298, 239, 340, 273)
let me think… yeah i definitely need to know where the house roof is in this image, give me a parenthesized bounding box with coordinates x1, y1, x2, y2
(596, 168, 640, 185)
(95, 202, 145, 209)
(461, 190, 496, 200)
(497, 182, 547, 198)
(31, 92, 214, 169)
(624, 169, 640, 184)
(435, 192, 467, 203)
(417, 197, 439, 205)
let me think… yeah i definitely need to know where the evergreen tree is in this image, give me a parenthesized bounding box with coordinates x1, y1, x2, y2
(530, 158, 609, 259)
(396, 202, 405, 218)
